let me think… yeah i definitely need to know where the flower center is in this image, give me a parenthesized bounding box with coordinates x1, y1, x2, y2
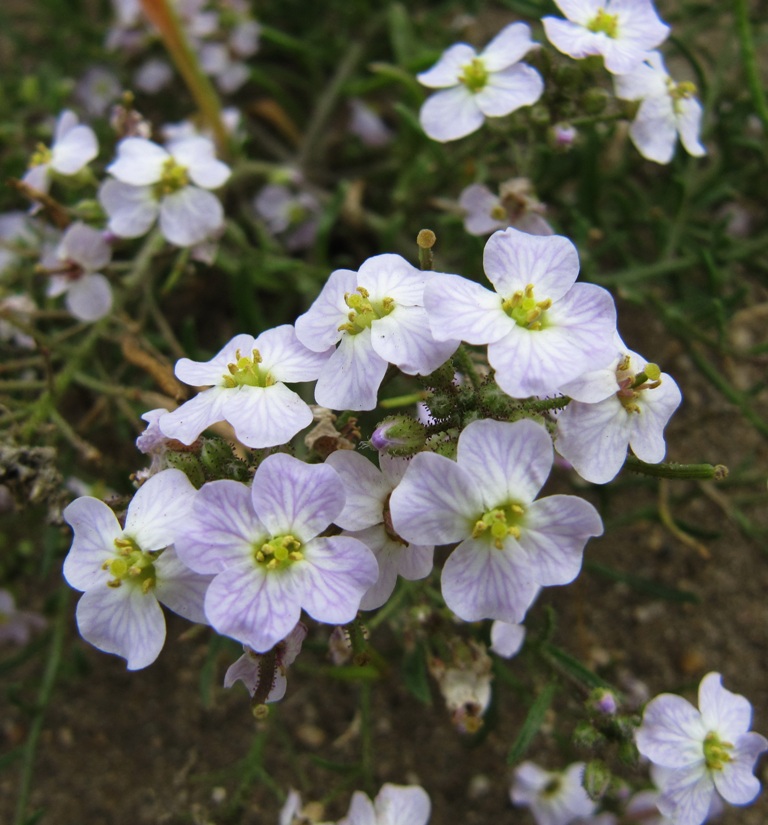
(338, 286, 395, 335)
(222, 348, 276, 388)
(29, 143, 53, 169)
(703, 731, 733, 771)
(587, 8, 619, 38)
(542, 776, 562, 797)
(667, 79, 698, 114)
(501, 284, 552, 330)
(254, 534, 304, 570)
(459, 57, 489, 93)
(154, 157, 190, 197)
(472, 503, 525, 549)
(615, 356, 661, 413)
(105, 536, 157, 593)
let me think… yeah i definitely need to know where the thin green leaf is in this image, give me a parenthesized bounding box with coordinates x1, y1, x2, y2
(507, 682, 558, 764)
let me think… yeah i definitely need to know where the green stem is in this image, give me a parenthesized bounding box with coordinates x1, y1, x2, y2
(734, 0, 768, 135)
(452, 344, 482, 391)
(359, 681, 374, 794)
(14, 585, 69, 825)
(624, 455, 728, 480)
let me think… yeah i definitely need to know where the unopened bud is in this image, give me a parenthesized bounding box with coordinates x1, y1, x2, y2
(370, 415, 426, 457)
(589, 688, 618, 716)
(583, 759, 612, 802)
(166, 451, 205, 488)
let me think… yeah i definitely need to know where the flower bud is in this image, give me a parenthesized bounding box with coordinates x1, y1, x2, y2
(589, 687, 618, 716)
(166, 451, 205, 488)
(370, 415, 426, 457)
(583, 759, 612, 802)
(581, 87, 609, 115)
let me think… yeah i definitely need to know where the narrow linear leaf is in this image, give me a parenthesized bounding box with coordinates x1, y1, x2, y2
(402, 641, 432, 705)
(541, 644, 612, 691)
(507, 682, 558, 765)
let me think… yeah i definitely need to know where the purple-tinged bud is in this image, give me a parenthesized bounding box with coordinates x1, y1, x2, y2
(589, 688, 618, 716)
(370, 415, 426, 457)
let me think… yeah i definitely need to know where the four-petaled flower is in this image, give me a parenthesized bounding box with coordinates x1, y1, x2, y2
(159, 326, 332, 449)
(542, 0, 670, 75)
(100, 135, 230, 246)
(614, 51, 706, 164)
(510, 761, 596, 825)
(417, 22, 544, 142)
(636, 672, 768, 825)
(173, 453, 378, 652)
(424, 227, 617, 398)
(295, 253, 459, 411)
(556, 337, 682, 483)
(338, 783, 431, 825)
(390, 419, 603, 624)
(62, 469, 212, 670)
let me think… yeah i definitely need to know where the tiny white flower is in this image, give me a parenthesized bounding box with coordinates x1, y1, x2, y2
(542, 0, 670, 75)
(22, 110, 98, 195)
(614, 51, 706, 164)
(418, 22, 544, 142)
(46, 222, 113, 322)
(511, 761, 596, 825)
(100, 135, 231, 247)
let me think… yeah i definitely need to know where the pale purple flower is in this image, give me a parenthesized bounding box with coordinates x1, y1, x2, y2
(459, 180, 553, 237)
(338, 783, 431, 825)
(429, 638, 493, 734)
(349, 99, 393, 148)
(556, 339, 682, 483)
(418, 22, 544, 142)
(511, 762, 596, 825)
(390, 419, 603, 624)
(542, 0, 670, 75)
(0, 590, 46, 646)
(424, 227, 617, 398)
(45, 222, 113, 322)
(254, 183, 320, 252)
(295, 254, 460, 410)
(134, 58, 174, 93)
(100, 135, 230, 247)
(159, 327, 331, 449)
(22, 110, 98, 195)
(614, 51, 706, 164)
(635, 672, 768, 825)
(490, 620, 526, 658)
(75, 66, 122, 116)
(224, 621, 307, 703)
(173, 454, 379, 652)
(325, 451, 434, 610)
(62, 469, 211, 670)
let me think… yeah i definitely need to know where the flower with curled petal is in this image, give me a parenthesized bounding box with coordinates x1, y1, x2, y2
(636, 672, 768, 825)
(159, 326, 332, 449)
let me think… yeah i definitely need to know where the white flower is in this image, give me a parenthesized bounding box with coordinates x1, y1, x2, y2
(99, 135, 231, 247)
(295, 254, 459, 411)
(338, 784, 431, 825)
(417, 22, 544, 142)
(45, 222, 113, 322)
(159, 326, 331, 449)
(542, 0, 670, 75)
(636, 672, 768, 825)
(62, 469, 212, 670)
(556, 338, 682, 483)
(459, 180, 553, 237)
(22, 110, 98, 195)
(511, 762, 596, 825)
(614, 51, 706, 164)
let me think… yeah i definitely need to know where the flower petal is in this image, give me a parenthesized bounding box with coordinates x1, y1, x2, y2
(108, 138, 168, 185)
(481, 22, 537, 71)
(159, 186, 224, 246)
(417, 43, 476, 88)
(390, 452, 481, 545)
(475, 63, 544, 117)
(324, 450, 390, 531)
(419, 86, 484, 142)
(442, 538, 538, 623)
(636, 693, 708, 767)
(99, 180, 158, 238)
(63, 497, 122, 591)
(75, 583, 165, 670)
(423, 273, 510, 344)
(371, 304, 458, 374)
(65, 274, 113, 322)
(314, 330, 388, 411)
(154, 545, 212, 624)
(158, 386, 230, 444)
(251, 453, 344, 540)
(223, 383, 313, 448)
(124, 468, 197, 551)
